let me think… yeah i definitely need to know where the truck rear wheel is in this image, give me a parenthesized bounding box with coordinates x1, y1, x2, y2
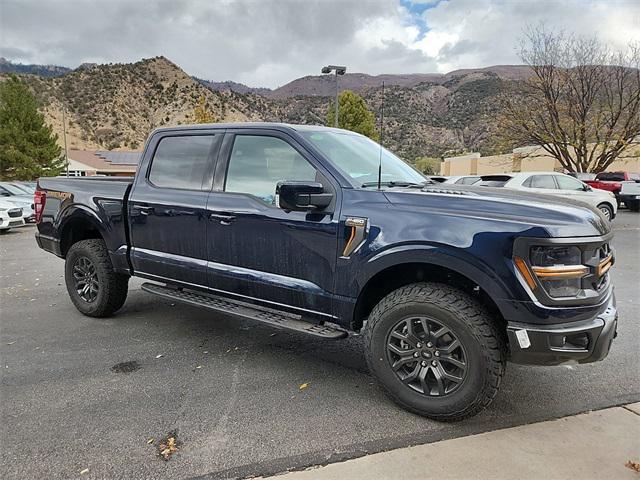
(364, 283, 506, 421)
(65, 239, 129, 317)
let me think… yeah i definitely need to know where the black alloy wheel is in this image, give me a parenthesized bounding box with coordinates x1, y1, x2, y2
(386, 316, 467, 396)
(72, 256, 99, 303)
(64, 239, 129, 317)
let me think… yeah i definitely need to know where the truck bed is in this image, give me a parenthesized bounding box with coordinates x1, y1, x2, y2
(36, 176, 134, 271)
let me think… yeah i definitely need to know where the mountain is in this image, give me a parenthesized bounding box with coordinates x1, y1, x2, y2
(268, 72, 512, 158)
(196, 78, 271, 96)
(17, 57, 275, 150)
(2, 56, 528, 158)
(265, 65, 531, 99)
(0, 57, 72, 77)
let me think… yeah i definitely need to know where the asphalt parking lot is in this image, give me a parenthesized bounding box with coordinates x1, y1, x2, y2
(1, 212, 639, 480)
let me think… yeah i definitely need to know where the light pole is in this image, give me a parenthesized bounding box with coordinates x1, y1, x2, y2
(321, 65, 346, 127)
(62, 105, 69, 177)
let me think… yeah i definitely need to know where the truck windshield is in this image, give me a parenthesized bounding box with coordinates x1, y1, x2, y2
(301, 131, 427, 187)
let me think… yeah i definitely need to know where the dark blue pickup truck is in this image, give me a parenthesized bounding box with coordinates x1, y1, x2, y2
(35, 123, 618, 420)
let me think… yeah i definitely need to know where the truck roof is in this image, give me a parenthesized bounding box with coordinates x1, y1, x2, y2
(151, 122, 352, 135)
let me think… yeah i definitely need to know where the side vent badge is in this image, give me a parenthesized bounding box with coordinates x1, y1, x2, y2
(342, 217, 368, 258)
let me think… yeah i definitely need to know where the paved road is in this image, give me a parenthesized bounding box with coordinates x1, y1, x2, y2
(1, 213, 639, 479)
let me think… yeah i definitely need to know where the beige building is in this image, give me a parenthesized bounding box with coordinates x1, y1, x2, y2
(441, 144, 640, 176)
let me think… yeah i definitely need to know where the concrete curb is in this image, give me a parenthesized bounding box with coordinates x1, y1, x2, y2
(263, 404, 640, 480)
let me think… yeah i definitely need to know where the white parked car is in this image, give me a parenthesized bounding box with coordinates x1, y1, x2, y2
(0, 199, 25, 233)
(444, 175, 482, 185)
(477, 172, 618, 221)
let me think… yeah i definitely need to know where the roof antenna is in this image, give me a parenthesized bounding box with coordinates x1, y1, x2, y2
(377, 81, 385, 190)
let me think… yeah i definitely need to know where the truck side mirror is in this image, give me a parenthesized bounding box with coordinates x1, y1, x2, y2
(276, 181, 333, 212)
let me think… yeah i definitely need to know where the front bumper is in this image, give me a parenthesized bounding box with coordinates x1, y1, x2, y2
(620, 193, 640, 203)
(507, 295, 617, 366)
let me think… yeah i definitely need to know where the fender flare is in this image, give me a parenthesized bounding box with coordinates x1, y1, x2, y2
(56, 204, 111, 254)
(358, 243, 516, 308)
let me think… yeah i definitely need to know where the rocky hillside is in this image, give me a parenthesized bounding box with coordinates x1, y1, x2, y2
(15, 57, 274, 150)
(3, 56, 527, 158)
(266, 72, 517, 158)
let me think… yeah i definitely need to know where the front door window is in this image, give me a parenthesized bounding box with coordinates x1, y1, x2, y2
(225, 135, 317, 205)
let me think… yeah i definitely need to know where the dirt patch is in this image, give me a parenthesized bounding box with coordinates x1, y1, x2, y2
(111, 361, 140, 374)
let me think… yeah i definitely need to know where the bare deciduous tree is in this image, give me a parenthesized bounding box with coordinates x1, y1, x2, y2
(499, 26, 640, 173)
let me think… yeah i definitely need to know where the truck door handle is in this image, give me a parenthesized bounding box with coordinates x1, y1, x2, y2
(137, 206, 154, 216)
(209, 213, 236, 225)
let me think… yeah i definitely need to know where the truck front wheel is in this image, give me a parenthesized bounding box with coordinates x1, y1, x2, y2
(364, 283, 506, 421)
(65, 239, 129, 317)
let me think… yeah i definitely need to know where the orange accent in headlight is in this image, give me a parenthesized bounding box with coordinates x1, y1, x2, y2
(531, 265, 589, 279)
(597, 254, 613, 277)
(514, 257, 537, 290)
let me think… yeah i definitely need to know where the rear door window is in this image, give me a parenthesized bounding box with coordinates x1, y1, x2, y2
(527, 175, 557, 189)
(148, 135, 219, 190)
(456, 176, 481, 185)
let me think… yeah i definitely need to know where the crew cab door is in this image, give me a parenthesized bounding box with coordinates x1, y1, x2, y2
(128, 131, 222, 286)
(205, 130, 340, 318)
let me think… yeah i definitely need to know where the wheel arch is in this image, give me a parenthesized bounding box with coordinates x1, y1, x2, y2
(352, 249, 511, 333)
(596, 201, 615, 219)
(58, 207, 106, 257)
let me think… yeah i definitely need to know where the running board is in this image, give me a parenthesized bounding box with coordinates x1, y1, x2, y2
(140, 283, 347, 339)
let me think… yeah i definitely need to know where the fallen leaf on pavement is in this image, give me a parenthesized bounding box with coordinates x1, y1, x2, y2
(6, 341, 16, 345)
(299, 382, 310, 390)
(147, 438, 154, 444)
(158, 432, 180, 461)
(626, 461, 640, 473)
(80, 468, 89, 475)
(155, 354, 163, 359)
(195, 365, 203, 369)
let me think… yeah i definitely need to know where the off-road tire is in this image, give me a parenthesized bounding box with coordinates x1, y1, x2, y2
(65, 239, 129, 317)
(364, 282, 506, 421)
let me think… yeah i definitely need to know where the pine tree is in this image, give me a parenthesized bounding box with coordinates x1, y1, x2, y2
(0, 75, 63, 180)
(326, 90, 379, 141)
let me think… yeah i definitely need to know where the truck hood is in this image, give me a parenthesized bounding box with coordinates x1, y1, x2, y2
(383, 184, 610, 237)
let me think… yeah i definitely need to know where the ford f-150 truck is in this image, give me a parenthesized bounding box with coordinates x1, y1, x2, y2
(35, 123, 618, 421)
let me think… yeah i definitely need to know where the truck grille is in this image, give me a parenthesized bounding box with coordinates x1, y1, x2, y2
(8, 209, 22, 218)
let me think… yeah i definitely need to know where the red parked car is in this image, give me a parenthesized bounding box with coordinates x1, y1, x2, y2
(568, 171, 640, 205)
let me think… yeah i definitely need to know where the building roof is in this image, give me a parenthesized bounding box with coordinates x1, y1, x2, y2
(68, 150, 139, 172)
(95, 151, 141, 165)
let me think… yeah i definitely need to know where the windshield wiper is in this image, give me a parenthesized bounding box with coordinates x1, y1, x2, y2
(361, 180, 428, 188)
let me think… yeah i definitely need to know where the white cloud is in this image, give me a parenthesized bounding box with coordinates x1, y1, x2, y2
(0, 0, 638, 87)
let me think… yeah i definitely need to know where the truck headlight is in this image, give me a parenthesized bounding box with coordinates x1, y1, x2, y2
(515, 245, 588, 298)
(513, 237, 614, 305)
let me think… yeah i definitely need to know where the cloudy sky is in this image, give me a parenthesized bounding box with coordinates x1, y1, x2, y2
(1, 0, 639, 88)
